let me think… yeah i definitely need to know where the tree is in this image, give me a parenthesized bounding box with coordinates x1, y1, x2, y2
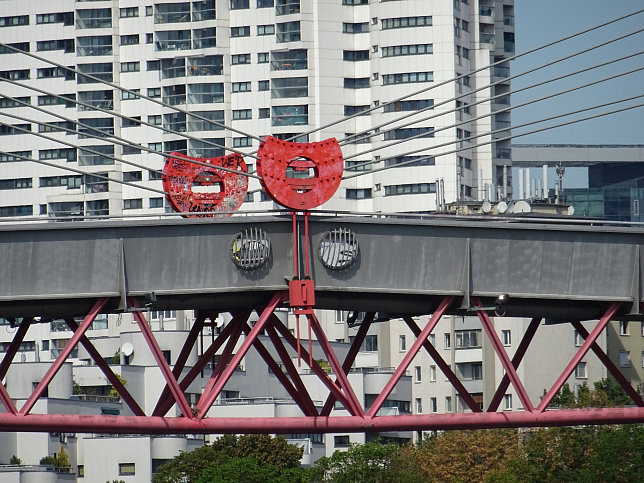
(9, 455, 21, 465)
(400, 429, 519, 483)
(108, 373, 128, 399)
(153, 435, 304, 483)
(196, 456, 308, 483)
(310, 440, 418, 483)
(40, 445, 72, 472)
(545, 378, 636, 409)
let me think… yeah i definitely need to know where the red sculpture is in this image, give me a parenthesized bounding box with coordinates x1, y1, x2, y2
(162, 152, 248, 217)
(257, 136, 344, 210)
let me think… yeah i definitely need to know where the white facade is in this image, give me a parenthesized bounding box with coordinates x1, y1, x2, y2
(0, 0, 514, 220)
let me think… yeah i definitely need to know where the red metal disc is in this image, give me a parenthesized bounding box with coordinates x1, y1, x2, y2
(162, 152, 248, 217)
(257, 136, 343, 210)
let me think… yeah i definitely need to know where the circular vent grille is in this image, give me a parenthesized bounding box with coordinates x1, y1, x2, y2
(318, 228, 359, 270)
(230, 228, 271, 270)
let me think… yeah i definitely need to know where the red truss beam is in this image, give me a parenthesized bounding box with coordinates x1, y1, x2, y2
(1, 294, 643, 435)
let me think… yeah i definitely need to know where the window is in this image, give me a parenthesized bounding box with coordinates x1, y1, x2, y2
(78, 63, 112, 83)
(232, 82, 251, 93)
(344, 105, 370, 116)
(258, 24, 275, 35)
(575, 361, 587, 378)
(384, 127, 434, 141)
(258, 80, 270, 91)
(149, 143, 162, 152)
(122, 89, 140, 100)
(77, 465, 84, 477)
(503, 394, 512, 410)
(620, 321, 630, 335)
(346, 188, 371, 199)
(258, 0, 274, 7)
(121, 61, 140, 72)
(272, 105, 308, 126)
(382, 44, 433, 57)
(271, 77, 307, 98)
(343, 22, 368, 34)
(430, 397, 437, 413)
(641, 351, 644, 368)
(399, 335, 406, 352)
(0, 96, 30, 108)
(0, 15, 29, 27)
(154, 3, 190, 23)
(0, 205, 33, 217)
(120, 34, 139, 45)
(231, 0, 250, 8)
(0, 178, 32, 190)
(148, 115, 162, 126)
(233, 137, 252, 148)
(155, 30, 191, 51)
(123, 171, 142, 183)
(276, 0, 300, 15)
(37, 13, 73, 25)
(343, 0, 368, 4)
(363, 334, 377, 352)
(271, 49, 307, 70)
(185, 109, 222, 132)
(120, 7, 138, 17)
(193, 0, 215, 21)
(382, 72, 433, 85)
(429, 365, 436, 382)
(119, 463, 135, 476)
(445, 396, 452, 412)
(416, 398, 422, 414)
(1, 151, 31, 163)
(122, 116, 141, 128)
(384, 183, 434, 196)
(231, 26, 250, 37)
(502, 330, 511, 346)
(444, 333, 451, 349)
(344, 77, 370, 89)
(232, 109, 252, 120)
(573, 330, 583, 346)
(258, 108, 270, 119)
(414, 366, 421, 382)
(334, 435, 350, 447)
(276, 21, 300, 42)
(455, 329, 482, 349)
(193, 27, 215, 48)
(383, 99, 434, 113)
(232, 53, 251, 65)
(148, 87, 161, 98)
(78, 145, 114, 166)
(343, 50, 369, 61)
(188, 83, 224, 103)
(76, 8, 112, 29)
(382, 16, 432, 30)
(619, 351, 630, 367)
(123, 199, 143, 210)
(258, 52, 269, 63)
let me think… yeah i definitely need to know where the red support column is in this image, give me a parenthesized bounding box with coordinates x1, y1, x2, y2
(263, 321, 318, 416)
(403, 316, 481, 413)
(321, 313, 375, 417)
(474, 298, 534, 412)
(65, 318, 145, 417)
(20, 298, 108, 415)
(153, 311, 251, 417)
(151, 312, 208, 416)
(487, 317, 541, 412)
(272, 317, 358, 415)
(538, 301, 622, 412)
(130, 299, 193, 419)
(571, 320, 644, 406)
(196, 291, 287, 417)
(0, 317, 32, 380)
(367, 296, 453, 418)
(308, 312, 363, 416)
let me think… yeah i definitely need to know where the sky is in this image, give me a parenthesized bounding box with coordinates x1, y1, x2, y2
(512, 0, 644, 146)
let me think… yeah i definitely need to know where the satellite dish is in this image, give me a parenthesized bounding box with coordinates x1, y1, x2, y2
(514, 200, 532, 213)
(567, 205, 575, 216)
(497, 201, 508, 214)
(215, 316, 224, 328)
(507, 202, 515, 213)
(481, 201, 492, 213)
(121, 342, 134, 357)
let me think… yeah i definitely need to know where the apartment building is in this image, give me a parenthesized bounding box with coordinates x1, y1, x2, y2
(0, 0, 514, 220)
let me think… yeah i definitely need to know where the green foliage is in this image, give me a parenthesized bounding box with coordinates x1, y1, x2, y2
(108, 373, 127, 399)
(9, 455, 21, 465)
(152, 434, 304, 483)
(546, 378, 635, 409)
(40, 445, 71, 471)
(196, 456, 308, 483)
(111, 350, 121, 364)
(310, 440, 415, 483)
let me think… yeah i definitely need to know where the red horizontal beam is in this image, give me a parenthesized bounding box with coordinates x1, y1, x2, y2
(1, 407, 643, 435)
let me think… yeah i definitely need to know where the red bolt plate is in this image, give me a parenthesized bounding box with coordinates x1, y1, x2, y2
(162, 152, 248, 217)
(257, 136, 343, 210)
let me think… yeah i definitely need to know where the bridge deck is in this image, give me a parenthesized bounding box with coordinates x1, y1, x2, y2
(1, 215, 642, 320)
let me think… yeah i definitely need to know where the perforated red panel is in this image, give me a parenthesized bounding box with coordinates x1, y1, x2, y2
(162, 152, 248, 217)
(257, 136, 343, 210)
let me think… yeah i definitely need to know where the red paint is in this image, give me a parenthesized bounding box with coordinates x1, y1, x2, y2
(257, 136, 343, 210)
(162, 152, 248, 217)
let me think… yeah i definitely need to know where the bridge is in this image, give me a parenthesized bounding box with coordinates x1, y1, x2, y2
(0, 214, 643, 434)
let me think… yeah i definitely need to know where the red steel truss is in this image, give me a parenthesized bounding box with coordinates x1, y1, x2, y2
(0, 294, 643, 435)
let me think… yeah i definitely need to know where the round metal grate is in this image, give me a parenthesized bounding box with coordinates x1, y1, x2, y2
(318, 228, 359, 270)
(230, 228, 271, 270)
